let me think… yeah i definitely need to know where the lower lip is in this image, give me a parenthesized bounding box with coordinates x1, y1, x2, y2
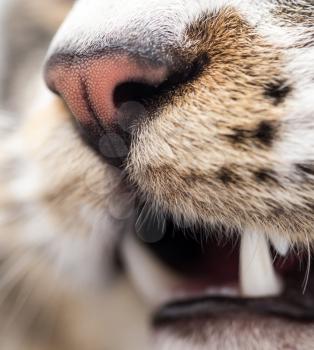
(153, 294, 314, 327)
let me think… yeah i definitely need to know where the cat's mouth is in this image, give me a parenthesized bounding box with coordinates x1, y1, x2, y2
(121, 208, 314, 329)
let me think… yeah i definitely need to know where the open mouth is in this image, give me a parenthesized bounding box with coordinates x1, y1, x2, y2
(122, 208, 314, 326)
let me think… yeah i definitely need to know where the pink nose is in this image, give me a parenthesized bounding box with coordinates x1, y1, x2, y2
(44, 53, 169, 165)
(45, 54, 168, 127)
(45, 49, 209, 167)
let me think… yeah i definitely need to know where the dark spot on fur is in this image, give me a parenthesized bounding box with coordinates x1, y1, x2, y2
(296, 164, 314, 177)
(254, 169, 279, 185)
(217, 167, 239, 185)
(264, 80, 291, 105)
(254, 121, 278, 146)
(227, 121, 278, 147)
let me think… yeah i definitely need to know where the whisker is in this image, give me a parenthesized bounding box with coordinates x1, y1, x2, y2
(135, 201, 166, 243)
(302, 237, 311, 294)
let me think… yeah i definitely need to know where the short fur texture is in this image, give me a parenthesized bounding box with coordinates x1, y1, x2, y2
(1, 0, 314, 349)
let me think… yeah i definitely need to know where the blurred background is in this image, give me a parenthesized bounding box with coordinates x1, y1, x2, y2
(0, 0, 73, 114)
(0, 3, 151, 348)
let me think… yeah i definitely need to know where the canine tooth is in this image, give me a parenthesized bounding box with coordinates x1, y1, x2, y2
(122, 233, 181, 306)
(269, 233, 290, 256)
(240, 229, 283, 297)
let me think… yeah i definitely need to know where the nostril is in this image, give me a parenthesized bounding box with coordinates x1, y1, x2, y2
(113, 81, 161, 132)
(113, 52, 210, 111)
(113, 81, 161, 109)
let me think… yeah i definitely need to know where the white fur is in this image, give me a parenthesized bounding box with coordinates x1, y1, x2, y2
(48, 0, 245, 55)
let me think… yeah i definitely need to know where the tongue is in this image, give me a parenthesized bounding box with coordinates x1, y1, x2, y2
(240, 229, 283, 297)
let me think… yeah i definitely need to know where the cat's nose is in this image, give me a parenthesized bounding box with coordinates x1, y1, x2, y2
(45, 53, 168, 127)
(44, 53, 169, 166)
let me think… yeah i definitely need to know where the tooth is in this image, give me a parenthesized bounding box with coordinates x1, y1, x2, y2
(122, 233, 182, 306)
(269, 233, 290, 257)
(240, 229, 283, 297)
